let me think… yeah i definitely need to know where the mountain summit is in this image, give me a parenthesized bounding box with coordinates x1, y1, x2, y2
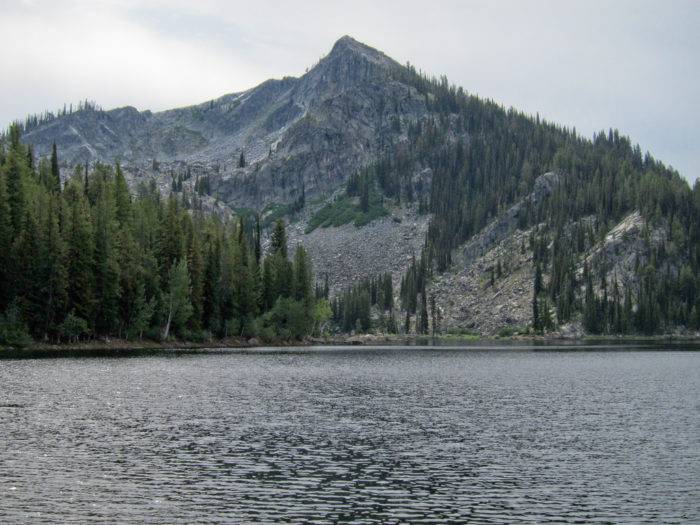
(327, 35, 396, 65)
(19, 35, 419, 206)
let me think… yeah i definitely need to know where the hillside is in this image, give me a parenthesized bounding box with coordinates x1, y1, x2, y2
(9, 35, 700, 338)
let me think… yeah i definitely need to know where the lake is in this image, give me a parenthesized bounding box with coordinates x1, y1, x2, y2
(1, 344, 698, 523)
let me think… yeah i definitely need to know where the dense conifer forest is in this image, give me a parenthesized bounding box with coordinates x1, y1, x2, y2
(374, 67, 700, 335)
(0, 125, 327, 347)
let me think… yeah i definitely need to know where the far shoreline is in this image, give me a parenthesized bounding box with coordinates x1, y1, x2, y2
(1, 333, 699, 359)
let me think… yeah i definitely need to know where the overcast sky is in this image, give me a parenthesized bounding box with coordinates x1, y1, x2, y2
(1, 0, 697, 182)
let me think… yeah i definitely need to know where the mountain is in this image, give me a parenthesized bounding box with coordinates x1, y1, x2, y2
(12, 36, 700, 337)
(20, 36, 426, 207)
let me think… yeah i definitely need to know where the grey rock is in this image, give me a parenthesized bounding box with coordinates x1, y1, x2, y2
(22, 35, 427, 209)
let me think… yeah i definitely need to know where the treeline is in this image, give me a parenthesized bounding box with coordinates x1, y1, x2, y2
(10, 100, 102, 136)
(531, 220, 700, 336)
(377, 63, 700, 334)
(331, 269, 442, 336)
(0, 126, 328, 346)
(331, 273, 396, 333)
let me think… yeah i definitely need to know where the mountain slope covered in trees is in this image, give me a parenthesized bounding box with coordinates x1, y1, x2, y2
(0, 125, 328, 346)
(7, 36, 700, 340)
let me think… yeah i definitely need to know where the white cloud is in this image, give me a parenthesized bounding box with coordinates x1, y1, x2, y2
(0, 1, 265, 115)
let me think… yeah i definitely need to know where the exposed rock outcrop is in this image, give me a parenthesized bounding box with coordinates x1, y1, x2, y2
(21, 35, 427, 208)
(288, 204, 430, 296)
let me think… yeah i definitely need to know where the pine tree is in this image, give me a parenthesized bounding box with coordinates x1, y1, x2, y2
(15, 209, 44, 336)
(623, 288, 633, 333)
(114, 162, 131, 225)
(187, 224, 205, 330)
(26, 144, 34, 172)
(4, 144, 25, 235)
(430, 293, 439, 335)
(293, 245, 313, 304)
(116, 225, 143, 338)
(50, 142, 61, 192)
(93, 177, 120, 335)
(254, 214, 262, 264)
(203, 237, 222, 333)
(40, 196, 68, 339)
(271, 252, 293, 301)
(418, 286, 429, 334)
(129, 283, 155, 339)
(532, 263, 543, 332)
(261, 256, 274, 310)
(64, 182, 95, 329)
(158, 195, 184, 277)
(232, 221, 256, 335)
(583, 264, 600, 334)
(270, 219, 288, 257)
(0, 176, 13, 308)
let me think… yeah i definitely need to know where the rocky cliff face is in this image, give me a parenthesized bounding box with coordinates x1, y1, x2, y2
(22, 36, 427, 208)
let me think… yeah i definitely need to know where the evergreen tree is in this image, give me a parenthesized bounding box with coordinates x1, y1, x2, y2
(186, 223, 205, 329)
(293, 245, 313, 304)
(15, 209, 44, 336)
(0, 176, 13, 308)
(93, 177, 120, 335)
(532, 263, 543, 332)
(203, 237, 222, 333)
(64, 182, 95, 328)
(418, 286, 429, 334)
(40, 196, 68, 338)
(129, 283, 155, 339)
(50, 142, 61, 192)
(254, 214, 262, 264)
(583, 264, 600, 334)
(430, 293, 439, 335)
(270, 219, 288, 257)
(261, 256, 275, 311)
(114, 162, 131, 225)
(4, 142, 25, 235)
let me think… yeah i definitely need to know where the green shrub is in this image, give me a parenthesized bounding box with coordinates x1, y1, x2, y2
(59, 312, 89, 343)
(306, 194, 387, 233)
(446, 327, 479, 337)
(256, 298, 309, 341)
(0, 303, 32, 348)
(178, 329, 212, 343)
(496, 325, 529, 337)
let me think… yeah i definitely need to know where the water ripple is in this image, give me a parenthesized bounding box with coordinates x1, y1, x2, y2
(1, 347, 699, 523)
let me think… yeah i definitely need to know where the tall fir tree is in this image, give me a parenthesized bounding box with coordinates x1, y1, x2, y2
(50, 142, 61, 192)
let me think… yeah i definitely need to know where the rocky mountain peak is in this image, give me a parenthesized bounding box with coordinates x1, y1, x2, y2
(324, 35, 396, 69)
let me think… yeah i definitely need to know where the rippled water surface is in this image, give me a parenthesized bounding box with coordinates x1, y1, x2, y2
(1, 345, 699, 523)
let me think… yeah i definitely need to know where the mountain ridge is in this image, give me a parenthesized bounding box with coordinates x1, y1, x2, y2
(18, 35, 427, 209)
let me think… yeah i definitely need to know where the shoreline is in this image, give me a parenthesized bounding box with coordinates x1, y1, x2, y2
(1, 333, 699, 359)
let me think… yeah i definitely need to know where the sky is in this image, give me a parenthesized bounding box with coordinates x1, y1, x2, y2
(1, 0, 698, 183)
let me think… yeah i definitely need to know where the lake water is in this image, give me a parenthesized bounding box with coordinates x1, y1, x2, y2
(1, 345, 699, 523)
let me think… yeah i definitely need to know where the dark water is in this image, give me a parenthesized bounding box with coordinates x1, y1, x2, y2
(1, 346, 699, 524)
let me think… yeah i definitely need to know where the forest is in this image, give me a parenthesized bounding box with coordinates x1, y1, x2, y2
(3, 60, 700, 343)
(339, 66, 700, 335)
(0, 125, 328, 347)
